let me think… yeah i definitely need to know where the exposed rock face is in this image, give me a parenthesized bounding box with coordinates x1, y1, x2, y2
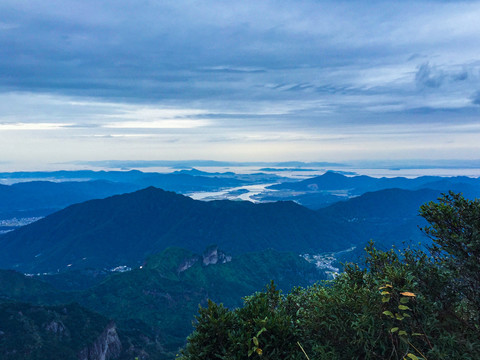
(44, 320, 68, 337)
(202, 246, 232, 266)
(177, 256, 200, 273)
(78, 322, 122, 360)
(176, 246, 232, 272)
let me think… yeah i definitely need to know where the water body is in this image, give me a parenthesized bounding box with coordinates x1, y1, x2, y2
(186, 166, 480, 203)
(188, 183, 279, 202)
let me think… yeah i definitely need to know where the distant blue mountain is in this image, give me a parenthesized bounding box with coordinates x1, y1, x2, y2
(268, 171, 480, 194)
(0, 170, 245, 190)
(264, 171, 480, 209)
(172, 168, 235, 176)
(0, 180, 140, 219)
(0, 170, 253, 220)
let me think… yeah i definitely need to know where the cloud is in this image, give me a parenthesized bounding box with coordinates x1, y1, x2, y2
(415, 63, 444, 88)
(1, 1, 480, 167)
(453, 71, 468, 81)
(0, 122, 73, 130)
(104, 120, 211, 129)
(471, 91, 480, 105)
(199, 66, 266, 73)
(2, 0, 479, 104)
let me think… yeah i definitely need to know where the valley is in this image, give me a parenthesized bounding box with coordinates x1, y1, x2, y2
(0, 167, 479, 359)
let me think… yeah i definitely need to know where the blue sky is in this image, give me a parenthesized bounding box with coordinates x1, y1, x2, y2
(1, 0, 480, 170)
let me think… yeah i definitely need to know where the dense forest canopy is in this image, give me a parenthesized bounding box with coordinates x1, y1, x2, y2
(180, 192, 480, 360)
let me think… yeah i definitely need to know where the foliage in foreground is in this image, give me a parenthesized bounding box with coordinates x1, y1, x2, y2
(180, 192, 480, 360)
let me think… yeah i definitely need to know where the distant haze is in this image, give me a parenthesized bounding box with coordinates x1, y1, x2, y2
(1, 0, 480, 168)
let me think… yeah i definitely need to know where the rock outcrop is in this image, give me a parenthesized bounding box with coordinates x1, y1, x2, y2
(177, 256, 200, 273)
(202, 245, 232, 266)
(78, 322, 122, 360)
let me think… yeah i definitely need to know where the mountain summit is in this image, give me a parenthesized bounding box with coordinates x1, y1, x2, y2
(0, 187, 356, 273)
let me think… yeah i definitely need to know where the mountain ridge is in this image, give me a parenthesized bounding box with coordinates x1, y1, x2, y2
(0, 187, 357, 273)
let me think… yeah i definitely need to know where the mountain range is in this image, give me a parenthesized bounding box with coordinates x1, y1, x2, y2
(0, 187, 358, 273)
(262, 171, 480, 209)
(1, 170, 479, 224)
(1, 170, 479, 359)
(0, 180, 140, 220)
(0, 169, 288, 226)
(268, 171, 480, 193)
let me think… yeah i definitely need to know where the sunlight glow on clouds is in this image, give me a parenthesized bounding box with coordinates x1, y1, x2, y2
(102, 108, 212, 129)
(1, 0, 480, 169)
(0, 122, 74, 130)
(104, 120, 212, 129)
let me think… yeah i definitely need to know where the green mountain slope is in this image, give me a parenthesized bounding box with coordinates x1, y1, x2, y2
(0, 187, 357, 273)
(0, 169, 274, 222)
(317, 188, 443, 249)
(0, 302, 117, 360)
(0, 270, 67, 304)
(0, 247, 322, 357)
(79, 247, 322, 351)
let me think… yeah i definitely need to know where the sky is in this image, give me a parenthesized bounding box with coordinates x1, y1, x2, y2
(1, 0, 480, 170)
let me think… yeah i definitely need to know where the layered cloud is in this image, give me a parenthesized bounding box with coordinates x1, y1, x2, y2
(1, 0, 479, 167)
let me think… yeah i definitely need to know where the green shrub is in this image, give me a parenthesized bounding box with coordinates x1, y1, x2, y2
(180, 193, 480, 360)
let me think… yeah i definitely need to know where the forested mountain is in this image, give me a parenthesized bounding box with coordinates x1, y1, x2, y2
(316, 188, 445, 253)
(0, 269, 65, 304)
(0, 187, 358, 273)
(318, 188, 441, 219)
(1, 170, 478, 222)
(1, 183, 469, 275)
(0, 302, 120, 360)
(80, 247, 321, 351)
(0, 247, 322, 357)
(0, 170, 254, 220)
(1, 173, 479, 359)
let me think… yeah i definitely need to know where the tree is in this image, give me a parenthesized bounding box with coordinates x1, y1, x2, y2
(180, 193, 480, 360)
(420, 191, 480, 315)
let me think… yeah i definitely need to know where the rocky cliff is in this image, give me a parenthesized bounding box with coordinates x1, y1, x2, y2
(78, 322, 122, 360)
(0, 302, 122, 360)
(202, 245, 232, 266)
